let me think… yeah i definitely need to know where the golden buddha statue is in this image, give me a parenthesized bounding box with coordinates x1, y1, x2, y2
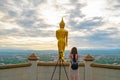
(56, 18, 68, 61)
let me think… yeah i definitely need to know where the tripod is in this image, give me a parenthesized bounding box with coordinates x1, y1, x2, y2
(50, 52, 69, 80)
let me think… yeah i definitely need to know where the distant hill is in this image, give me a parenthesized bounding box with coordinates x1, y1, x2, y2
(0, 48, 120, 55)
(78, 49, 120, 55)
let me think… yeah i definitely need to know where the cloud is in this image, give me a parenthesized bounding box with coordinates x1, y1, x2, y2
(17, 19, 35, 27)
(69, 29, 120, 49)
(69, 17, 105, 31)
(0, 0, 120, 50)
(107, 0, 120, 9)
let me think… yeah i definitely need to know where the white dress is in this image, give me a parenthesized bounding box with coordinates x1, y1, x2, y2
(69, 54, 80, 80)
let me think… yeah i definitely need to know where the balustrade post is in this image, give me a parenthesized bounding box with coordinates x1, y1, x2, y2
(84, 54, 94, 80)
(28, 53, 39, 80)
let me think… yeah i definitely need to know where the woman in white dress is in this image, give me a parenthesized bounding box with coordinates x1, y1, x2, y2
(69, 47, 80, 80)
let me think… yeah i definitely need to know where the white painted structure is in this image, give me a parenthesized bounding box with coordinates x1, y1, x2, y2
(0, 53, 120, 80)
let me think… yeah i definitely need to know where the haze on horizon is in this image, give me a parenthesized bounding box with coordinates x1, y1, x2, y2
(0, 0, 120, 50)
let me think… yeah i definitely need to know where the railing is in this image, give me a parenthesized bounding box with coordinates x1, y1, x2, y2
(0, 63, 31, 69)
(91, 63, 120, 70)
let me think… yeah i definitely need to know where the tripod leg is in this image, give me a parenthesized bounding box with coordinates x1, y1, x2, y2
(62, 62, 69, 80)
(50, 61, 59, 80)
(59, 59, 62, 80)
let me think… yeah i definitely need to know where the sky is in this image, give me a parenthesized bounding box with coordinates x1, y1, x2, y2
(0, 0, 120, 50)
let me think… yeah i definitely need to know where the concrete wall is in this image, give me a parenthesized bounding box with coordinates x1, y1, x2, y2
(92, 67, 120, 80)
(91, 64, 120, 80)
(37, 62, 85, 80)
(0, 63, 31, 80)
(0, 62, 85, 80)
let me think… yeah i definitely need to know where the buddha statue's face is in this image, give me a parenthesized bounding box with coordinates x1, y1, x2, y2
(59, 23, 65, 28)
(59, 18, 65, 28)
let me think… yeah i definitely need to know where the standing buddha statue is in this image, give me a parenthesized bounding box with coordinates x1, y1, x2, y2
(56, 18, 68, 62)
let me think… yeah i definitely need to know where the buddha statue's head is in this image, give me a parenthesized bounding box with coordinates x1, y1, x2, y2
(59, 18, 65, 28)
